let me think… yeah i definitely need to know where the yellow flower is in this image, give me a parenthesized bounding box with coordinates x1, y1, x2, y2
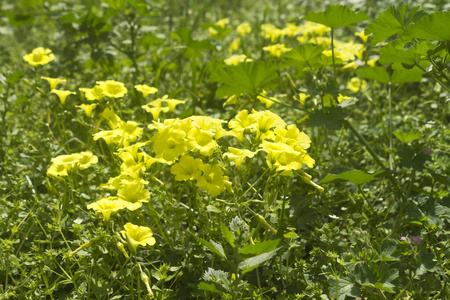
(46, 163, 68, 178)
(170, 155, 203, 181)
(197, 164, 226, 196)
(41, 77, 66, 90)
(77, 151, 98, 170)
(282, 23, 301, 37)
(257, 90, 277, 109)
(347, 77, 367, 93)
(355, 31, 370, 43)
(229, 38, 241, 53)
(93, 129, 123, 145)
(261, 24, 284, 42)
(96, 80, 127, 98)
(295, 93, 309, 105)
(237, 22, 251, 36)
(51, 89, 76, 105)
(135, 84, 158, 98)
(79, 86, 104, 101)
(117, 179, 150, 211)
(23, 47, 55, 67)
(223, 147, 257, 169)
(187, 127, 218, 156)
(208, 27, 218, 37)
(76, 104, 97, 118)
(224, 54, 250, 66)
(87, 197, 129, 221)
(262, 44, 291, 58)
(215, 18, 229, 28)
(228, 109, 258, 141)
(337, 94, 351, 103)
(152, 127, 187, 161)
(51, 153, 82, 170)
(120, 222, 156, 254)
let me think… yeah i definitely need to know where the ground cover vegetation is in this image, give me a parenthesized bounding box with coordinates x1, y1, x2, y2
(0, 0, 450, 299)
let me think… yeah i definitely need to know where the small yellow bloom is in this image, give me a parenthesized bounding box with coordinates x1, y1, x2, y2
(263, 44, 291, 58)
(355, 31, 370, 43)
(79, 86, 104, 101)
(46, 163, 68, 178)
(237, 22, 251, 36)
(135, 84, 158, 98)
(223, 147, 257, 169)
(208, 27, 218, 37)
(170, 155, 203, 181)
(96, 80, 127, 98)
(346, 77, 367, 93)
(23, 47, 55, 67)
(87, 197, 129, 221)
(229, 38, 241, 53)
(51, 89, 76, 105)
(76, 104, 97, 118)
(337, 94, 351, 103)
(224, 54, 250, 66)
(120, 222, 156, 254)
(41, 77, 66, 90)
(215, 18, 229, 28)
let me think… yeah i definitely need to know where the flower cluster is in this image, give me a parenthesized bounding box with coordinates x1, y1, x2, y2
(47, 151, 98, 178)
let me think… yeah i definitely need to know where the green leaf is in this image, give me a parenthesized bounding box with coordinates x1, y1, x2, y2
(364, 6, 426, 45)
(393, 131, 421, 143)
(307, 107, 348, 131)
(327, 276, 361, 300)
(220, 223, 235, 248)
(210, 61, 278, 98)
(239, 239, 280, 255)
(196, 237, 227, 260)
(6, 71, 24, 85)
(356, 67, 390, 84)
(198, 282, 230, 295)
(303, 5, 369, 29)
(391, 62, 425, 84)
(283, 231, 298, 239)
(320, 170, 385, 185)
(404, 12, 450, 41)
(281, 44, 324, 69)
(238, 248, 279, 274)
(379, 42, 418, 65)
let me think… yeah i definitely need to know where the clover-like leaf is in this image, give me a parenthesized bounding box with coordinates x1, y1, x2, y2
(320, 170, 385, 185)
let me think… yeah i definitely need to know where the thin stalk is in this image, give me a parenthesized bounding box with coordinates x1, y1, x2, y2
(388, 79, 394, 170)
(343, 119, 407, 201)
(331, 28, 336, 76)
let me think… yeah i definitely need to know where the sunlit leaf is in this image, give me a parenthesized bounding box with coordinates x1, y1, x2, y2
(320, 170, 385, 185)
(404, 11, 450, 41)
(238, 248, 279, 274)
(356, 67, 390, 84)
(239, 239, 280, 255)
(303, 5, 369, 29)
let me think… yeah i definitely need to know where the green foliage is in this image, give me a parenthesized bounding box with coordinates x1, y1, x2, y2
(303, 5, 369, 29)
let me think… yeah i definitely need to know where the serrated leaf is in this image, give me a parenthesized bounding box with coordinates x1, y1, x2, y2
(356, 67, 390, 84)
(282, 44, 324, 69)
(404, 12, 450, 41)
(303, 5, 369, 29)
(196, 237, 227, 260)
(198, 282, 230, 295)
(239, 239, 280, 255)
(221, 223, 235, 248)
(393, 131, 421, 143)
(320, 170, 384, 185)
(238, 248, 279, 274)
(307, 106, 348, 131)
(210, 61, 278, 98)
(379, 42, 418, 65)
(391, 62, 425, 84)
(327, 276, 361, 300)
(365, 6, 425, 45)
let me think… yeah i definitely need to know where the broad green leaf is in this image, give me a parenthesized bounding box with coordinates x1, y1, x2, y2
(283, 231, 298, 239)
(393, 131, 421, 143)
(127, 0, 150, 15)
(416, 252, 438, 275)
(356, 67, 390, 84)
(6, 71, 24, 85)
(238, 248, 279, 274)
(379, 42, 418, 65)
(391, 62, 424, 84)
(327, 276, 361, 300)
(307, 107, 348, 131)
(198, 282, 230, 295)
(196, 237, 227, 260)
(303, 5, 369, 29)
(282, 44, 324, 69)
(404, 12, 450, 41)
(239, 239, 280, 255)
(320, 170, 384, 185)
(102, 0, 125, 10)
(365, 6, 426, 45)
(220, 223, 235, 248)
(210, 61, 278, 98)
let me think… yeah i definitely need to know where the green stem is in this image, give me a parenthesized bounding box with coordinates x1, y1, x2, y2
(331, 28, 336, 76)
(388, 79, 394, 170)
